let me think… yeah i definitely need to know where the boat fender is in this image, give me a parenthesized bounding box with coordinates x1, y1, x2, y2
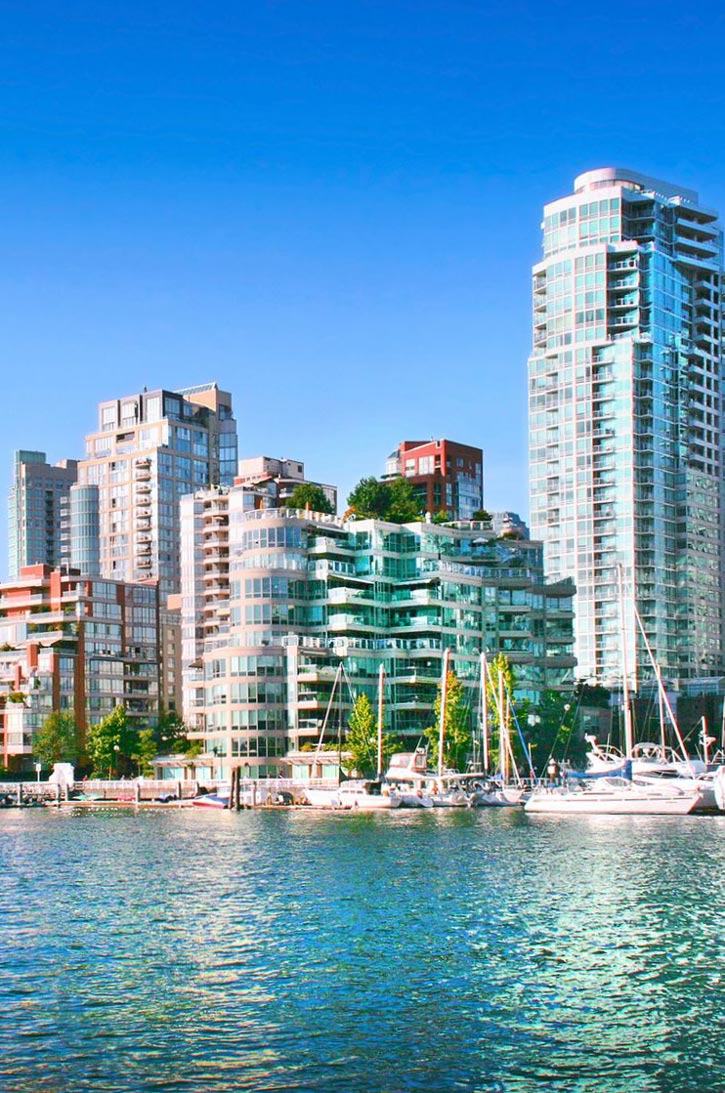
(265, 793, 273, 806)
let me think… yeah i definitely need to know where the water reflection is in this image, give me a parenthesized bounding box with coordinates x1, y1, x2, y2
(1, 809, 724, 1091)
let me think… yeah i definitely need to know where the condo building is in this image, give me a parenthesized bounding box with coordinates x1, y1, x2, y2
(77, 383, 237, 600)
(8, 451, 78, 579)
(0, 565, 160, 772)
(383, 439, 484, 520)
(236, 456, 337, 512)
(181, 507, 575, 780)
(529, 168, 724, 684)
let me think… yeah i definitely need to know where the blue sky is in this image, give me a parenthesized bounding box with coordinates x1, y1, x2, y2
(4, 0, 725, 576)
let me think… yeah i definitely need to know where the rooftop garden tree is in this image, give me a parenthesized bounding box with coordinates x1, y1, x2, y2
(284, 483, 335, 515)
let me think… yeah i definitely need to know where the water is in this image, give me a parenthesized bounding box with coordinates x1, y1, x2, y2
(2, 807, 725, 1093)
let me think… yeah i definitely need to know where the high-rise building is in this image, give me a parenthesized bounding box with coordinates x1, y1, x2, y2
(383, 439, 484, 520)
(8, 451, 78, 579)
(77, 383, 237, 600)
(0, 565, 160, 772)
(529, 168, 724, 684)
(180, 507, 575, 780)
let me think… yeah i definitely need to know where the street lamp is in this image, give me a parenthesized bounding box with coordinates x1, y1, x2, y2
(113, 744, 120, 779)
(35, 763, 42, 783)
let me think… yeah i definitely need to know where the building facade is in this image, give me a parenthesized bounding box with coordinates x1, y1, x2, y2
(529, 168, 724, 684)
(0, 565, 160, 772)
(236, 455, 337, 512)
(77, 383, 237, 600)
(8, 451, 78, 579)
(384, 439, 484, 520)
(181, 507, 575, 780)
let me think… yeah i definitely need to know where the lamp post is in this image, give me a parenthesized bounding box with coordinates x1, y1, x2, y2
(35, 763, 42, 783)
(113, 744, 120, 779)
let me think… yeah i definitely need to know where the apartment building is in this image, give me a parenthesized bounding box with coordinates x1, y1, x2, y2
(529, 168, 724, 683)
(0, 565, 160, 772)
(8, 451, 78, 579)
(77, 383, 237, 600)
(384, 439, 484, 520)
(181, 507, 575, 780)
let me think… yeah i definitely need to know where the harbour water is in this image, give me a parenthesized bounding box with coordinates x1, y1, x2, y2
(2, 807, 725, 1093)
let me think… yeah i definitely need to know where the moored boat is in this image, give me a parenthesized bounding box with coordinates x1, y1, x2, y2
(525, 775, 701, 815)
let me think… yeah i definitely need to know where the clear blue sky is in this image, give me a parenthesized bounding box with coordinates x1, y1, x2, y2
(4, 0, 725, 578)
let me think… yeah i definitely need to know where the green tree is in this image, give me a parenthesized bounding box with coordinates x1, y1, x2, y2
(347, 476, 391, 519)
(425, 668, 472, 771)
(485, 653, 518, 772)
(385, 477, 423, 523)
(157, 709, 193, 753)
(526, 688, 589, 772)
(33, 711, 80, 769)
(130, 728, 159, 776)
(345, 693, 399, 777)
(86, 705, 134, 778)
(285, 483, 335, 515)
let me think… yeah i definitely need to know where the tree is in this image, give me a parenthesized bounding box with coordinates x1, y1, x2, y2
(385, 477, 423, 523)
(484, 653, 522, 772)
(157, 709, 193, 753)
(345, 693, 399, 777)
(33, 711, 80, 769)
(425, 668, 472, 771)
(131, 729, 159, 776)
(347, 475, 423, 523)
(285, 483, 335, 515)
(526, 689, 589, 772)
(86, 705, 134, 778)
(347, 476, 390, 519)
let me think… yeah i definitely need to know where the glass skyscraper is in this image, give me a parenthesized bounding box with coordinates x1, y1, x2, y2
(529, 168, 724, 684)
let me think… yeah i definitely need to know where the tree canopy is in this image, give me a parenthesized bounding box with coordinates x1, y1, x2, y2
(425, 668, 472, 772)
(345, 692, 399, 777)
(33, 711, 80, 769)
(86, 705, 135, 778)
(347, 476, 423, 523)
(284, 483, 335, 515)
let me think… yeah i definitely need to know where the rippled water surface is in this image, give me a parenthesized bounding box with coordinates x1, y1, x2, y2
(2, 807, 725, 1092)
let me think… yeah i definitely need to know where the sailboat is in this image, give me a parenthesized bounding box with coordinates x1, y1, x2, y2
(466, 652, 529, 807)
(582, 592, 717, 810)
(304, 663, 401, 810)
(526, 567, 702, 816)
(383, 649, 472, 807)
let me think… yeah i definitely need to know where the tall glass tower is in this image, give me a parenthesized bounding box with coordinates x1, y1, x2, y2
(529, 168, 724, 684)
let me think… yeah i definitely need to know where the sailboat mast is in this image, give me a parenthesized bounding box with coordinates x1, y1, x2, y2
(438, 647, 450, 778)
(618, 564, 634, 757)
(481, 652, 489, 773)
(499, 667, 509, 783)
(377, 663, 385, 780)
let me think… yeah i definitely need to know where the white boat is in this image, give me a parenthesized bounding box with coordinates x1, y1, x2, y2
(525, 775, 702, 815)
(467, 777, 527, 808)
(586, 739, 717, 811)
(303, 779, 400, 810)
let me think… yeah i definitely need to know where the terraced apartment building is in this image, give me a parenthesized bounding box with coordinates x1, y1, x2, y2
(181, 503, 575, 780)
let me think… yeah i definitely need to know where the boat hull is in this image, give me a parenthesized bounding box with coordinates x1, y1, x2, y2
(525, 784, 699, 815)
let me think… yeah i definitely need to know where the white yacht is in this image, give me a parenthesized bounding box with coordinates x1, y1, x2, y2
(525, 775, 702, 816)
(303, 780, 400, 810)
